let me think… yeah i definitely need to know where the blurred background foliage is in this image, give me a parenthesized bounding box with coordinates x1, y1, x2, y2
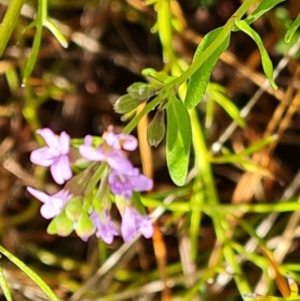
(0, 0, 300, 300)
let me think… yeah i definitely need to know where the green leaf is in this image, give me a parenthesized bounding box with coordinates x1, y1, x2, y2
(166, 96, 191, 186)
(23, 25, 43, 82)
(44, 19, 68, 48)
(0, 266, 12, 301)
(234, 20, 277, 90)
(285, 13, 300, 43)
(208, 83, 246, 128)
(184, 27, 231, 109)
(0, 246, 59, 301)
(141, 68, 176, 83)
(241, 0, 286, 28)
(132, 192, 147, 214)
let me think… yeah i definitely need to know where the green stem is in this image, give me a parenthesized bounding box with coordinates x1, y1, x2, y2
(39, 0, 48, 22)
(84, 163, 106, 197)
(0, 0, 25, 57)
(189, 108, 250, 292)
(0, 246, 59, 301)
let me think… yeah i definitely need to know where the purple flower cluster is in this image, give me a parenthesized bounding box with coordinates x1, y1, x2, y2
(27, 127, 154, 243)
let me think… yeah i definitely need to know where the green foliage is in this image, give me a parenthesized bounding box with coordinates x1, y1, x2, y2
(166, 96, 191, 186)
(0, 0, 24, 57)
(0, 266, 12, 301)
(1, 0, 298, 299)
(23, 0, 68, 82)
(184, 27, 231, 109)
(0, 246, 59, 301)
(234, 20, 277, 89)
(206, 83, 246, 128)
(285, 13, 300, 43)
(241, 0, 286, 26)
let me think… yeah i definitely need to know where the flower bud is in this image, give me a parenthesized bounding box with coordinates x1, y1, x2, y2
(127, 82, 156, 101)
(75, 212, 95, 239)
(114, 94, 140, 114)
(65, 196, 82, 221)
(47, 211, 74, 237)
(147, 110, 166, 147)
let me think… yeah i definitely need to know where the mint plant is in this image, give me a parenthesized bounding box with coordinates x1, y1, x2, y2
(0, 0, 299, 300)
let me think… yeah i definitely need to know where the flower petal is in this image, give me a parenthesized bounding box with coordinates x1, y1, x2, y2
(130, 174, 153, 192)
(37, 128, 59, 148)
(138, 220, 154, 239)
(121, 208, 138, 242)
(50, 155, 72, 184)
(59, 131, 70, 155)
(119, 134, 138, 151)
(27, 187, 49, 203)
(40, 203, 60, 219)
(91, 211, 118, 244)
(30, 147, 55, 166)
(79, 144, 106, 161)
(106, 152, 133, 173)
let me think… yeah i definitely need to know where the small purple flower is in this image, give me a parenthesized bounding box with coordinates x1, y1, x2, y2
(90, 211, 118, 244)
(121, 207, 153, 242)
(79, 135, 133, 173)
(30, 128, 72, 185)
(103, 127, 138, 151)
(108, 167, 153, 199)
(27, 187, 72, 219)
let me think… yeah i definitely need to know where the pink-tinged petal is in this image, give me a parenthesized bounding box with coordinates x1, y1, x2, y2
(59, 155, 73, 180)
(119, 134, 138, 151)
(121, 209, 137, 242)
(27, 187, 49, 203)
(90, 211, 118, 244)
(41, 192, 66, 219)
(79, 145, 106, 161)
(30, 147, 55, 166)
(59, 131, 70, 154)
(121, 207, 153, 242)
(83, 135, 93, 147)
(27, 187, 71, 219)
(50, 157, 72, 185)
(130, 174, 153, 192)
(103, 131, 120, 149)
(37, 128, 59, 148)
(108, 171, 133, 199)
(138, 220, 154, 239)
(40, 203, 60, 219)
(106, 152, 133, 172)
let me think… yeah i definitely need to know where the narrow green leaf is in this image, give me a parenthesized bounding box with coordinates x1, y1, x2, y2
(184, 27, 231, 109)
(208, 83, 246, 128)
(0, 246, 59, 301)
(241, 0, 286, 27)
(285, 13, 300, 43)
(234, 20, 277, 90)
(190, 176, 204, 261)
(44, 19, 68, 48)
(132, 192, 147, 214)
(0, 266, 12, 301)
(166, 96, 191, 186)
(23, 25, 43, 82)
(0, 0, 24, 57)
(141, 68, 176, 83)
